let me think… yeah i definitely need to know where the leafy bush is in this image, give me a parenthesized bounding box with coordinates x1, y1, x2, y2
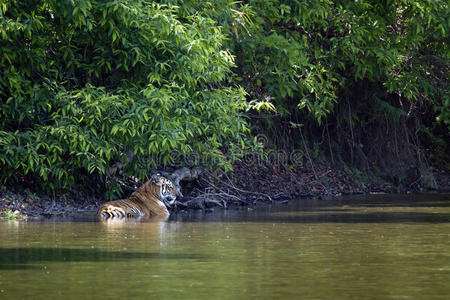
(178, 0, 449, 178)
(1, 0, 448, 196)
(227, 0, 449, 123)
(0, 0, 249, 194)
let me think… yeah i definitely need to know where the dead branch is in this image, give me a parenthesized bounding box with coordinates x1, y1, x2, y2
(204, 170, 273, 202)
(182, 196, 227, 210)
(161, 167, 273, 211)
(169, 167, 202, 186)
(161, 167, 202, 197)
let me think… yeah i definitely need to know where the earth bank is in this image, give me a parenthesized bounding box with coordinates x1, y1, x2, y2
(1, 161, 449, 220)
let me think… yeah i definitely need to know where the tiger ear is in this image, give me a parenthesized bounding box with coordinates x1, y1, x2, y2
(150, 174, 162, 186)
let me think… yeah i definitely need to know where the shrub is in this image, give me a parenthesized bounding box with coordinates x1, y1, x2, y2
(0, 0, 249, 195)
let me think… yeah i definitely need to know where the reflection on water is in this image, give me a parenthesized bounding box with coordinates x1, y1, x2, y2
(0, 247, 206, 270)
(170, 192, 450, 224)
(0, 193, 449, 299)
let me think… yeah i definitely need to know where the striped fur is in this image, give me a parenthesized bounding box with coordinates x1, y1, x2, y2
(97, 174, 179, 219)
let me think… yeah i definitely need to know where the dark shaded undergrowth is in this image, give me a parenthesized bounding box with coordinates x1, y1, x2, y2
(1, 159, 448, 219)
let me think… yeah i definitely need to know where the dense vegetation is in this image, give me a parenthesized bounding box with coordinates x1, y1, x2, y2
(169, 0, 449, 186)
(0, 0, 250, 197)
(1, 0, 448, 197)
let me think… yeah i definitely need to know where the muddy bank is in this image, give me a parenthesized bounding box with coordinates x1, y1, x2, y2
(0, 190, 100, 220)
(1, 163, 449, 220)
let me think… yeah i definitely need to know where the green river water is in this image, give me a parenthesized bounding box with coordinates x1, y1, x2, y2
(1, 193, 449, 299)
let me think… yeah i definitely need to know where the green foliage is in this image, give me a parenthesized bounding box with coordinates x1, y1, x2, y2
(192, 0, 448, 177)
(227, 0, 449, 124)
(0, 0, 250, 195)
(0, 209, 19, 221)
(0, 0, 448, 197)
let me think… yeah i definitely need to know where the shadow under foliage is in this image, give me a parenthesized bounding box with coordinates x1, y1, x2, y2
(171, 193, 450, 224)
(0, 247, 206, 270)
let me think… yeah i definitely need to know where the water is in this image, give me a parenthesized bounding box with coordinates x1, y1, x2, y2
(1, 193, 449, 299)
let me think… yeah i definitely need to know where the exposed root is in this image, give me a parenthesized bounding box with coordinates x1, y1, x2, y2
(167, 168, 275, 211)
(204, 170, 273, 202)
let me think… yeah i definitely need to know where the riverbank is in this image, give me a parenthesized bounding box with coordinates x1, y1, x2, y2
(1, 162, 449, 220)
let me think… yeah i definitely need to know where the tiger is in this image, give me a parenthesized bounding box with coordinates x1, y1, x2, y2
(97, 174, 180, 219)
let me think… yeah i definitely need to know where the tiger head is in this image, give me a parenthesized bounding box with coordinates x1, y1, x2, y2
(150, 173, 180, 208)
